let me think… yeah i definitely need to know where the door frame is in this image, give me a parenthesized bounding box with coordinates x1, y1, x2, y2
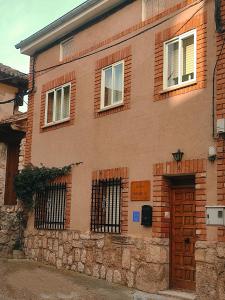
(169, 184, 196, 291)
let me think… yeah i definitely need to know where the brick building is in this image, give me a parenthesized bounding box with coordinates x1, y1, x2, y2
(15, 0, 225, 299)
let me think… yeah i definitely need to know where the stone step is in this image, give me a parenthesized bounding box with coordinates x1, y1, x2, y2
(133, 290, 196, 300)
(158, 290, 196, 300)
(133, 291, 173, 300)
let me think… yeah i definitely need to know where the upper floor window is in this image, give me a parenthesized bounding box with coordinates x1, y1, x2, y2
(45, 83, 71, 126)
(60, 38, 74, 61)
(163, 29, 196, 90)
(101, 60, 124, 110)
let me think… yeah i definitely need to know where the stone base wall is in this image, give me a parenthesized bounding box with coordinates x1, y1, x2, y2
(196, 241, 225, 300)
(24, 229, 169, 293)
(0, 205, 21, 257)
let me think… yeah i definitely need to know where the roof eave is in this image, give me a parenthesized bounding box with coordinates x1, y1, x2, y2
(16, 0, 126, 56)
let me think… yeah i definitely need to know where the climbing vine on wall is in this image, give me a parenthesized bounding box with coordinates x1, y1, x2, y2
(14, 164, 72, 209)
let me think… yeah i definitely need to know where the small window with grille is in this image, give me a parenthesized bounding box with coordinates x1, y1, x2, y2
(91, 178, 122, 233)
(45, 83, 71, 126)
(34, 182, 67, 230)
(163, 29, 196, 90)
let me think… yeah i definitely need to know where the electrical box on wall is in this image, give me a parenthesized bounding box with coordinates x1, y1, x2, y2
(141, 205, 152, 227)
(206, 206, 225, 226)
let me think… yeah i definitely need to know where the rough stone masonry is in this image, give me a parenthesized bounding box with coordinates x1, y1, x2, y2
(0, 140, 25, 257)
(24, 229, 169, 293)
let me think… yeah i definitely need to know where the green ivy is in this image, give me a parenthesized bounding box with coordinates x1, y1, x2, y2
(14, 164, 71, 209)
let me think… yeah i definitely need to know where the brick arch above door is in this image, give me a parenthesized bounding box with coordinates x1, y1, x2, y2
(152, 159, 207, 241)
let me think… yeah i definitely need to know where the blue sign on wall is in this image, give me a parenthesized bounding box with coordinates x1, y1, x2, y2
(133, 211, 140, 222)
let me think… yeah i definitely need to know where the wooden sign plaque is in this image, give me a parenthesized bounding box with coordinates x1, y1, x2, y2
(131, 180, 150, 201)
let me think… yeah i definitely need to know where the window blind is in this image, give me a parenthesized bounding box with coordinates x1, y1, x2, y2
(182, 35, 194, 80)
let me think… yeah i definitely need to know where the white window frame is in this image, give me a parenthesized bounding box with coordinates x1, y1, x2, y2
(44, 83, 71, 126)
(163, 29, 197, 91)
(100, 60, 124, 110)
(60, 37, 74, 61)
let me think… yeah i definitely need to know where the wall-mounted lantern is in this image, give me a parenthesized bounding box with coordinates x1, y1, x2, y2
(208, 146, 217, 162)
(172, 149, 184, 162)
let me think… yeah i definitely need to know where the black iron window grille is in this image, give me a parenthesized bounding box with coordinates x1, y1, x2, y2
(91, 178, 122, 233)
(34, 182, 67, 230)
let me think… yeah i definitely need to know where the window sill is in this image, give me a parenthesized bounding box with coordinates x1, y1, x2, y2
(98, 102, 124, 112)
(160, 80, 197, 94)
(42, 118, 70, 129)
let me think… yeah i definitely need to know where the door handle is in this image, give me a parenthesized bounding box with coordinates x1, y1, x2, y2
(184, 238, 190, 244)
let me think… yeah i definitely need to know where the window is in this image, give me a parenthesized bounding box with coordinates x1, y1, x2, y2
(34, 182, 67, 230)
(101, 61, 124, 109)
(91, 178, 122, 233)
(163, 30, 196, 90)
(60, 38, 74, 61)
(45, 83, 71, 125)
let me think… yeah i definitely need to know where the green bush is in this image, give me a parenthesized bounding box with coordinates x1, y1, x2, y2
(14, 164, 71, 209)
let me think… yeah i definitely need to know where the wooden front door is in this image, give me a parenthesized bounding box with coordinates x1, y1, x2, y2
(170, 187, 196, 291)
(4, 143, 20, 205)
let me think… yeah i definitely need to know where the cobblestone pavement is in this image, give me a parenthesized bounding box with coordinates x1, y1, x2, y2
(0, 259, 168, 300)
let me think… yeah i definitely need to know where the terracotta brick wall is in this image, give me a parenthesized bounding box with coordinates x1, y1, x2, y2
(94, 47, 132, 118)
(92, 167, 129, 233)
(40, 71, 76, 133)
(153, 159, 207, 241)
(216, 0, 225, 242)
(25, 0, 201, 162)
(154, 11, 207, 101)
(24, 57, 35, 165)
(24, 0, 206, 236)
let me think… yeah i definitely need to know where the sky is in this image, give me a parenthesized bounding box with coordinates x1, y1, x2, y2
(0, 0, 86, 74)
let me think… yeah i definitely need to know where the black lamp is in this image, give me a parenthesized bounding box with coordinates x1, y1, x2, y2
(218, 132, 225, 140)
(172, 149, 184, 162)
(208, 146, 217, 162)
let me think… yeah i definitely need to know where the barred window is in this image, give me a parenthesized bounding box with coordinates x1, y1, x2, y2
(91, 178, 122, 233)
(34, 182, 66, 230)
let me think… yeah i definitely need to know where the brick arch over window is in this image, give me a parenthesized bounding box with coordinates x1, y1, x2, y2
(152, 159, 207, 241)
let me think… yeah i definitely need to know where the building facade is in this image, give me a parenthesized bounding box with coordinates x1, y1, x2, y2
(0, 64, 27, 256)
(16, 0, 225, 299)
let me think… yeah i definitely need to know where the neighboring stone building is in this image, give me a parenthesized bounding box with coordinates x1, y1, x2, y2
(0, 64, 27, 256)
(0, 63, 27, 119)
(15, 0, 225, 299)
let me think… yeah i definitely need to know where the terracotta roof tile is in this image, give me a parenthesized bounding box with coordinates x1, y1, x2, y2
(0, 112, 27, 125)
(0, 63, 28, 84)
